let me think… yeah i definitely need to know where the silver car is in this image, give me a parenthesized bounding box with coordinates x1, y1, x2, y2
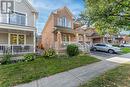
(120, 44, 130, 47)
(92, 43, 121, 54)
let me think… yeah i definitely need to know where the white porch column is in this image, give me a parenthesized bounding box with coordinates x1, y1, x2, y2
(57, 31, 62, 50)
(8, 33, 10, 46)
(33, 31, 36, 53)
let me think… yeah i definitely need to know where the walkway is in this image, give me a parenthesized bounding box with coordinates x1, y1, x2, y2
(14, 53, 130, 87)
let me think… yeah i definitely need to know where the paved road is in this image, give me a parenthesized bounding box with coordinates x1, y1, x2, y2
(14, 53, 130, 87)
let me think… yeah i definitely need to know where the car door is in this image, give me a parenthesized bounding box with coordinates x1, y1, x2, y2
(95, 44, 104, 51)
(100, 44, 107, 51)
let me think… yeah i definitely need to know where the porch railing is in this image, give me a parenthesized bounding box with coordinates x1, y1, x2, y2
(0, 44, 34, 55)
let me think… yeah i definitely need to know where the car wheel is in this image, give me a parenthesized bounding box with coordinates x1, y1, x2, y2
(108, 49, 114, 54)
(93, 48, 97, 51)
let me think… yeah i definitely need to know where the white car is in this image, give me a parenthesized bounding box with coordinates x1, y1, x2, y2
(120, 44, 130, 47)
(92, 43, 121, 54)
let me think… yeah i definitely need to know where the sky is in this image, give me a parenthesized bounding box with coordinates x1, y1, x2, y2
(31, 0, 84, 35)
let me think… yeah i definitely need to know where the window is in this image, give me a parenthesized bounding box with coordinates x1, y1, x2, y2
(10, 34, 17, 45)
(10, 34, 25, 45)
(18, 35, 25, 44)
(57, 16, 70, 28)
(68, 21, 71, 28)
(95, 44, 106, 47)
(10, 12, 26, 26)
(62, 34, 69, 42)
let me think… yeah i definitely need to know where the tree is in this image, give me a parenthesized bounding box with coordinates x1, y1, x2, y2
(76, 12, 92, 27)
(82, 0, 130, 35)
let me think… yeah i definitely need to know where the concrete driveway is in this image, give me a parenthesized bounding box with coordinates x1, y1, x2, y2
(90, 51, 119, 60)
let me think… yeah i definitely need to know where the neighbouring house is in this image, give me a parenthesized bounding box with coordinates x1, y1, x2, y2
(76, 25, 104, 45)
(104, 35, 123, 45)
(122, 35, 130, 44)
(41, 6, 103, 51)
(0, 0, 38, 55)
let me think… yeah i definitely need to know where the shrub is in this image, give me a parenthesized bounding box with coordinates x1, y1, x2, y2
(24, 53, 36, 62)
(44, 48, 56, 58)
(1, 50, 12, 65)
(67, 44, 79, 57)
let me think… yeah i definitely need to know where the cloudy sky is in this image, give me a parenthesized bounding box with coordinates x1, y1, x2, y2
(31, 0, 84, 35)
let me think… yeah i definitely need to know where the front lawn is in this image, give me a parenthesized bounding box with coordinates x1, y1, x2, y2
(121, 47, 130, 54)
(0, 55, 100, 87)
(80, 64, 130, 87)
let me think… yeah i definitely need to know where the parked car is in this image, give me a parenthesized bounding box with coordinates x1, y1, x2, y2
(92, 43, 121, 54)
(120, 44, 130, 47)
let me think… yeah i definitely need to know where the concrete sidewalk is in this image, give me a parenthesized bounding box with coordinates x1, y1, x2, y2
(14, 53, 130, 87)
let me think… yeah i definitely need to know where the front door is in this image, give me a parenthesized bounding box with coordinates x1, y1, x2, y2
(62, 34, 69, 42)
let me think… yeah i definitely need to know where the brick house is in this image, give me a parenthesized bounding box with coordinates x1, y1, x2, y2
(41, 7, 103, 51)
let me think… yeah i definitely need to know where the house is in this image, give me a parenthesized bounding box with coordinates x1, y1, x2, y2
(0, 0, 38, 55)
(76, 25, 103, 45)
(41, 7, 102, 51)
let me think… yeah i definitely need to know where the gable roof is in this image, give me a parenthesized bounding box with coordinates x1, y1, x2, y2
(52, 6, 73, 18)
(23, 0, 37, 12)
(23, 0, 38, 18)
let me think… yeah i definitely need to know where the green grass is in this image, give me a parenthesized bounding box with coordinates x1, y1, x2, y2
(80, 64, 130, 87)
(0, 55, 100, 87)
(121, 47, 130, 54)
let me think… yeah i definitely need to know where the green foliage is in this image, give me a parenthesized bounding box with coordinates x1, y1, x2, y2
(82, 0, 130, 35)
(67, 44, 79, 57)
(121, 47, 130, 54)
(1, 52, 12, 65)
(44, 48, 56, 58)
(24, 53, 36, 62)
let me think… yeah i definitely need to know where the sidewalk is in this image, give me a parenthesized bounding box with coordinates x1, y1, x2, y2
(14, 53, 130, 87)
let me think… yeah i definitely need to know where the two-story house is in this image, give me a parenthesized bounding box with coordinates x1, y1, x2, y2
(41, 7, 102, 51)
(0, 0, 38, 55)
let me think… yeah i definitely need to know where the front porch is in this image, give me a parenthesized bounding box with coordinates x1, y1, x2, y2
(54, 30, 90, 53)
(0, 26, 36, 55)
(0, 44, 34, 55)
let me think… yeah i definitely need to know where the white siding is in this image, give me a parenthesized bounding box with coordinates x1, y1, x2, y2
(14, 1, 35, 27)
(0, 33, 8, 44)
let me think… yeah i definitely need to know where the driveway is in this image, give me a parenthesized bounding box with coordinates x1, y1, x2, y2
(90, 51, 119, 60)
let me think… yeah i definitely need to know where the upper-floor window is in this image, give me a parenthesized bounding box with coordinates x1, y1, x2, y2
(9, 12, 26, 26)
(57, 16, 71, 28)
